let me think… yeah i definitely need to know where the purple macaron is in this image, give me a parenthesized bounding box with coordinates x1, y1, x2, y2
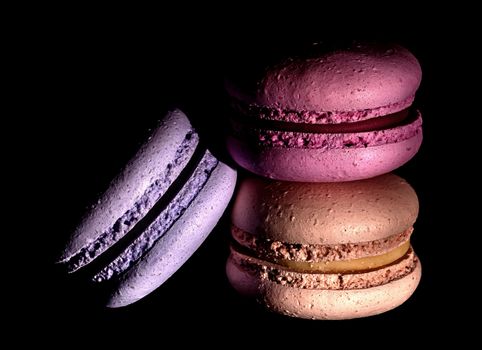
(58, 109, 237, 307)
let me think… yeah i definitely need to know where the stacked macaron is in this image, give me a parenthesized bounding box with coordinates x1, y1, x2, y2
(225, 42, 423, 319)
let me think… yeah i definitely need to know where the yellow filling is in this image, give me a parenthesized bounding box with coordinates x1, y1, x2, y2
(277, 241, 410, 273)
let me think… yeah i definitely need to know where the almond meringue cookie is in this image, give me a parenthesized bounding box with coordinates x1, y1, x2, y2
(227, 173, 421, 319)
(226, 42, 423, 182)
(58, 109, 236, 307)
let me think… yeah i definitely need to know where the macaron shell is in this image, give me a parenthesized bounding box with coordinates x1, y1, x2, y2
(226, 256, 422, 320)
(231, 173, 418, 245)
(261, 263, 421, 320)
(107, 162, 237, 307)
(228, 131, 422, 182)
(60, 109, 197, 262)
(257, 43, 421, 114)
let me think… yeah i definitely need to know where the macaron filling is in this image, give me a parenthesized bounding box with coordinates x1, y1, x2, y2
(230, 221, 416, 287)
(230, 246, 418, 290)
(232, 224, 413, 262)
(61, 131, 199, 273)
(230, 107, 422, 150)
(232, 108, 412, 134)
(232, 239, 410, 275)
(231, 94, 416, 124)
(276, 241, 409, 273)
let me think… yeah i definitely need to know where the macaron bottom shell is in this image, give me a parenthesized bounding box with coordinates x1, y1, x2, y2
(227, 132, 422, 182)
(226, 253, 421, 320)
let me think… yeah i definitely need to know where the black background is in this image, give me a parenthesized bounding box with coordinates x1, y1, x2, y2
(29, 15, 472, 343)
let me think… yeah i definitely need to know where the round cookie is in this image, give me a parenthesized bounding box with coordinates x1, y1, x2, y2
(227, 174, 421, 319)
(58, 109, 237, 307)
(226, 42, 423, 182)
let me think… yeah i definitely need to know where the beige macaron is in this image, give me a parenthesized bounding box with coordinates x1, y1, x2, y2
(227, 174, 421, 320)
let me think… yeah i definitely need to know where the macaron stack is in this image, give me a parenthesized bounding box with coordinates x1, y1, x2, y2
(225, 42, 423, 319)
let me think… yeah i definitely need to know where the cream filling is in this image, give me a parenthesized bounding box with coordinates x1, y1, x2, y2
(272, 241, 410, 273)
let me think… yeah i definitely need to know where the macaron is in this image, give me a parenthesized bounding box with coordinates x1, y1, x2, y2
(227, 174, 421, 319)
(226, 42, 423, 182)
(58, 109, 237, 307)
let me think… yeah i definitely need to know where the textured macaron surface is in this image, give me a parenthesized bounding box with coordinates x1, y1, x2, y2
(226, 253, 421, 320)
(231, 173, 419, 245)
(227, 173, 421, 319)
(231, 110, 421, 149)
(58, 109, 237, 307)
(228, 42, 422, 123)
(226, 42, 423, 182)
(108, 162, 236, 307)
(229, 245, 418, 290)
(93, 150, 220, 282)
(59, 110, 199, 271)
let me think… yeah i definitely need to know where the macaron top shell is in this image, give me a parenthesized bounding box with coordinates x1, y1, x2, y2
(228, 42, 421, 123)
(231, 174, 418, 245)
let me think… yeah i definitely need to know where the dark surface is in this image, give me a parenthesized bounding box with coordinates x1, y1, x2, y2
(35, 29, 465, 342)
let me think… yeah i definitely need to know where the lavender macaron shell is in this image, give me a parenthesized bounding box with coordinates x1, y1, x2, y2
(107, 162, 236, 307)
(58, 109, 197, 264)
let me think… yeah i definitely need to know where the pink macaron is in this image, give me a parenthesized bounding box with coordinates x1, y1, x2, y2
(226, 42, 423, 182)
